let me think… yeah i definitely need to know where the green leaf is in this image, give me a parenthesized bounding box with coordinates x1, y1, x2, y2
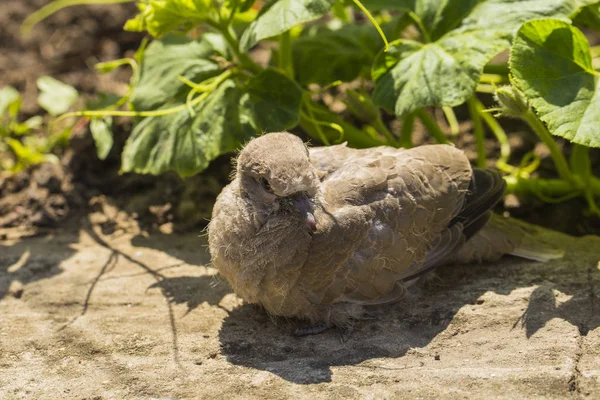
(0, 86, 20, 116)
(240, 68, 303, 131)
(240, 0, 336, 51)
(292, 24, 381, 85)
(124, 0, 213, 37)
(5, 138, 54, 169)
(130, 35, 225, 111)
(123, 81, 245, 177)
(90, 117, 114, 160)
(372, 0, 582, 117)
(37, 76, 78, 116)
(123, 69, 302, 176)
(573, 1, 600, 30)
(510, 19, 600, 148)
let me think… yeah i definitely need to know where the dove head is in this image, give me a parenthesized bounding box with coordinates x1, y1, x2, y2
(236, 132, 320, 232)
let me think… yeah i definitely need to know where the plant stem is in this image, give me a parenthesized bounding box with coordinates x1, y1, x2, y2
(483, 63, 510, 75)
(302, 96, 331, 146)
(406, 11, 431, 43)
(504, 176, 600, 199)
(352, 0, 389, 51)
(400, 112, 415, 148)
(21, 0, 135, 35)
(219, 24, 262, 74)
(467, 97, 486, 168)
(521, 110, 574, 183)
(415, 108, 449, 144)
(475, 98, 513, 172)
(442, 106, 460, 136)
(225, 0, 241, 26)
(372, 117, 398, 147)
(57, 70, 234, 121)
(570, 144, 591, 180)
(278, 30, 294, 80)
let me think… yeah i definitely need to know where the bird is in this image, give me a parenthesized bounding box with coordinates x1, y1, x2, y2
(208, 131, 563, 335)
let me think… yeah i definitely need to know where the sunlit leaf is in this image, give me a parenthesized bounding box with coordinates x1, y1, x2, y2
(90, 117, 114, 160)
(123, 69, 302, 176)
(511, 18, 600, 147)
(372, 0, 582, 117)
(130, 34, 225, 111)
(240, 0, 337, 51)
(0, 86, 20, 116)
(37, 76, 78, 116)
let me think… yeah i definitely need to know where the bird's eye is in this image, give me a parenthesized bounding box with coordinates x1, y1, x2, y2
(257, 177, 273, 193)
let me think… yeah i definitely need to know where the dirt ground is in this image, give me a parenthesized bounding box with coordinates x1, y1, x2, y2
(1, 217, 599, 399)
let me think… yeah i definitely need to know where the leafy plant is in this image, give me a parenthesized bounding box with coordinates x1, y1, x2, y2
(22, 0, 600, 214)
(0, 78, 77, 172)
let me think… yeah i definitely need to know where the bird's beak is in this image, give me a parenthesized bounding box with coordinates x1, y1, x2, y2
(294, 194, 317, 233)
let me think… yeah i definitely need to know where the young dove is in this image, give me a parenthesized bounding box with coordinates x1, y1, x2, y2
(208, 132, 562, 335)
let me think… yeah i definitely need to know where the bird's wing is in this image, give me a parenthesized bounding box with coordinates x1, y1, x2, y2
(303, 144, 504, 305)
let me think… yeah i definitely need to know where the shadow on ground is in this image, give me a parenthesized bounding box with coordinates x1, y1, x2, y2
(217, 233, 600, 384)
(0, 231, 77, 300)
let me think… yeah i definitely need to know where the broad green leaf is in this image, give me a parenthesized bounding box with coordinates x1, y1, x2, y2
(240, 69, 303, 131)
(372, 0, 582, 117)
(292, 24, 382, 85)
(37, 76, 78, 116)
(90, 117, 114, 160)
(123, 81, 249, 176)
(240, 0, 336, 51)
(130, 35, 225, 111)
(373, 34, 505, 116)
(0, 87, 20, 116)
(123, 69, 302, 176)
(511, 19, 600, 147)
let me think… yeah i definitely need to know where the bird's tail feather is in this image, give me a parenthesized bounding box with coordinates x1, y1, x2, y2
(447, 213, 564, 265)
(508, 231, 565, 261)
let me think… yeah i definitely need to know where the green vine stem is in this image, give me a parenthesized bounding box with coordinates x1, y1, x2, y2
(505, 176, 600, 202)
(474, 98, 513, 173)
(467, 97, 486, 168)
(301, 95, 332, 145)
(569, 144, 600, 214)
(371, 118, 399, 147)
(205, 19, 262, 74)
(442, 106, 460, 136)
(21, 0, 135, 35)
(56, 69, 234, 121)
(521, 109, 574, 183)
(406, 11, 431, 43)
(352, 0, 389, 51)
(400, 112, 415, 148)
(415, 108, 449, 144)
(278, 30, 294, 79)
(225, 0, 241, 26)
(483, 63, 510, 76)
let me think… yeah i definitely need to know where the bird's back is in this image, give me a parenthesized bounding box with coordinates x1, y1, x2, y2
(301, 143, 475, 306)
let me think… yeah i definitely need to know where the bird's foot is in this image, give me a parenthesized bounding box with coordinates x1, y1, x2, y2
(294, 322, 333, 336)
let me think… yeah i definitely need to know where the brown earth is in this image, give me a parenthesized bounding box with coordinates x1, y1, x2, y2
(1, 219, 599, 399)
